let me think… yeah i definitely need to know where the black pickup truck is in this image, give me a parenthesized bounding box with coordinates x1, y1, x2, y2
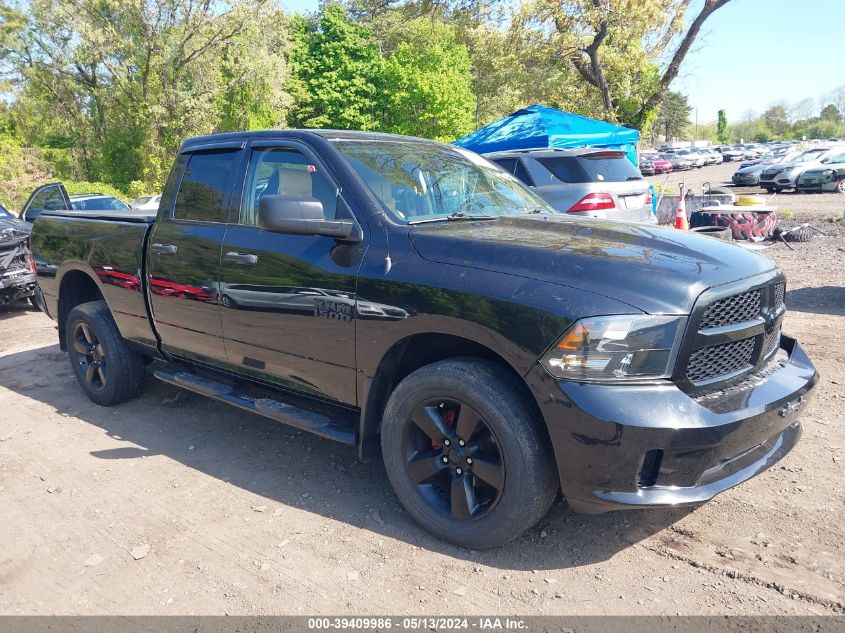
(31, 130, 818, 547)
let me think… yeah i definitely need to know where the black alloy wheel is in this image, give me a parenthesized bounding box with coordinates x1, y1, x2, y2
(71, 321, 107, 391)
(64, 300, 146, 406)
(403, 398, 505, 522)
(381, 358, 558, 548)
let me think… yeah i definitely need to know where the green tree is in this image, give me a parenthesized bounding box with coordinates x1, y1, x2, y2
(1, 0, 291, 191)
(717, 109, 728, 143)
(378, 19, 475, 140)
(762, 105, 789, 137)
(286, 4, 383, 130)
(820, 104, 842, 123)
(520, 0, 731, 128)
(652, 91, 691, 141)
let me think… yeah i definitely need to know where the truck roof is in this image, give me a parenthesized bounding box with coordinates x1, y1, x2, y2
(181, 129, 437, 151)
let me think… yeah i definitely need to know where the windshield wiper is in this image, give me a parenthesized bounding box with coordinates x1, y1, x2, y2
(408, 212, 498, 225)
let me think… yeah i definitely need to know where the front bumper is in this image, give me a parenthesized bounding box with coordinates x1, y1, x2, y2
(0, 270, 37, 305)
(732, 173, 760, 185)
(796, 175, 836, 192)
(526, 335, 818, 513)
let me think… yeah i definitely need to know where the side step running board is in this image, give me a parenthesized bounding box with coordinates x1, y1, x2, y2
(154, 368, 356, 445)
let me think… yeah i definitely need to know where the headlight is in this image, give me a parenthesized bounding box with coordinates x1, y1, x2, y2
(541, 315, 687, 382)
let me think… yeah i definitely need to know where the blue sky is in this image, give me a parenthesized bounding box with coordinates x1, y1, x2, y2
(673, 0, 843, 123)
(279, 0, 842, 124)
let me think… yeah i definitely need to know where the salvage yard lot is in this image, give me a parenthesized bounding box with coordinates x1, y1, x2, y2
(1, 211, 843, 615)
(646, 160, 845, 220)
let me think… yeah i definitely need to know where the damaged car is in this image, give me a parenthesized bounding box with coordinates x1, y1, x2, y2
(0, 203, 37, 307)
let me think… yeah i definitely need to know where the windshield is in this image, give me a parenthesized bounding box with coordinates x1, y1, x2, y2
(0, 204, 12, 219)
(332, 140, 554, 224)
(793, 150, 826, 163)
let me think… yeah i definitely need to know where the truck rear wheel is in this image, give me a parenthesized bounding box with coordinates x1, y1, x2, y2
(381, 358, 557, 548)
(65, 300, 145, 406)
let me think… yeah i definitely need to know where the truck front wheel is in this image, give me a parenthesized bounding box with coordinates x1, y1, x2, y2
(381, 358, 558, 548)
(65, 300, 145, 406)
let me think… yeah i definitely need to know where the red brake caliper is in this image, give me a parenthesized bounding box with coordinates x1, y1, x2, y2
(431, 406, 456, 448)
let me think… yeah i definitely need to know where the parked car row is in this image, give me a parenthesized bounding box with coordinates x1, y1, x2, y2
(730, 144, 845, 192)
(637, 153, 672, 175)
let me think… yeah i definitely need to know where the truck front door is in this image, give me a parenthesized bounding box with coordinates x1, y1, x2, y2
(147, 145, 242, 364)
(220, 140, 366, 405)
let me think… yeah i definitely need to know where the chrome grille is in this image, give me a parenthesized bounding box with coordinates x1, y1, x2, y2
(764, 326, 781, 358)
(774, 282, 785, 308)
(699, 289, 761, 329)
(686, 338, 755, 383)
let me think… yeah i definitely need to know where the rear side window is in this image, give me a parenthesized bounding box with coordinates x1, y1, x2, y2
(536, 157, 589, 183)
(173, 150, 239, 222)
(492, 158, 534, 186)
(577, 154, 642, 182)
(492, 158, 517, 173)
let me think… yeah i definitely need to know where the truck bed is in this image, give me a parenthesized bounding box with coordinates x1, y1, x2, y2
(31, 211, 158, 350)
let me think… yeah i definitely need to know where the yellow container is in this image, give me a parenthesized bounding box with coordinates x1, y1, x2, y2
(735, 195, 767, 207)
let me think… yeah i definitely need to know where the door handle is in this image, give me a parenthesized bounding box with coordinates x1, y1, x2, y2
(151, 243, 177, 255)
(224, 251, 258, 265)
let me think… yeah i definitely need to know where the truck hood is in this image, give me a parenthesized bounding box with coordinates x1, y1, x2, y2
(410, 215, 776, 314)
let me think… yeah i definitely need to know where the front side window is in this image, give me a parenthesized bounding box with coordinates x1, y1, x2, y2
(173, 150, 239, 222)
(28, 185, 67, 212)
(240, 147, 338, 226)
(333, 140, 552, 224)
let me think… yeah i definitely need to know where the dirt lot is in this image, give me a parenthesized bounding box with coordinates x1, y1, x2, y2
(1, 196, 843, 614)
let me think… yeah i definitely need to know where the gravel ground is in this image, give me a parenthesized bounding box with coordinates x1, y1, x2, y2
(0, 213, 843, 616)
(646, 161, 845, 223)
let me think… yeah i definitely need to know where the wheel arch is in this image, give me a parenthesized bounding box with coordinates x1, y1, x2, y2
(358, 332, 552, 465)
(57, 266, 105, 351)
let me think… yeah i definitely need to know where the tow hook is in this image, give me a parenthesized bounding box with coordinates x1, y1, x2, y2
(779, 396, 804, 418)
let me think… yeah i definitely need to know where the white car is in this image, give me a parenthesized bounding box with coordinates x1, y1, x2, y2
(130, 195, 162, 212)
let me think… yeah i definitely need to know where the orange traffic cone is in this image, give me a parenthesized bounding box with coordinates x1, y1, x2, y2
(674, 193, 689, 231)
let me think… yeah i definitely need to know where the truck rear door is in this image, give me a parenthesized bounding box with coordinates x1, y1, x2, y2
(146, 144, 243, 364)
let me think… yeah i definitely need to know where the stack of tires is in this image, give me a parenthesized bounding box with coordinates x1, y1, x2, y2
(690, 195, 778, 241)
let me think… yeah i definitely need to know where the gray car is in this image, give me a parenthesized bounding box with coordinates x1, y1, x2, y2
(759, 146, 845, 192)
(485, 148, 654, 223)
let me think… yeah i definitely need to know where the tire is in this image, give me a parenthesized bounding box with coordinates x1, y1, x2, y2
(691, 226, 732, 241)
(65, 300, 145, 406)
(381, 358, 558, 548)
(781, 225, 813, 243)
(836, 179, 845, 194)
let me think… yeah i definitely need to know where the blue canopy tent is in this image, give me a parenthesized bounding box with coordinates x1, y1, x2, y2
(453, 104, 640, 164)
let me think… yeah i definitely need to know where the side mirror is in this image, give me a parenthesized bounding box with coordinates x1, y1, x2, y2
(258, 195, 361, 242)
